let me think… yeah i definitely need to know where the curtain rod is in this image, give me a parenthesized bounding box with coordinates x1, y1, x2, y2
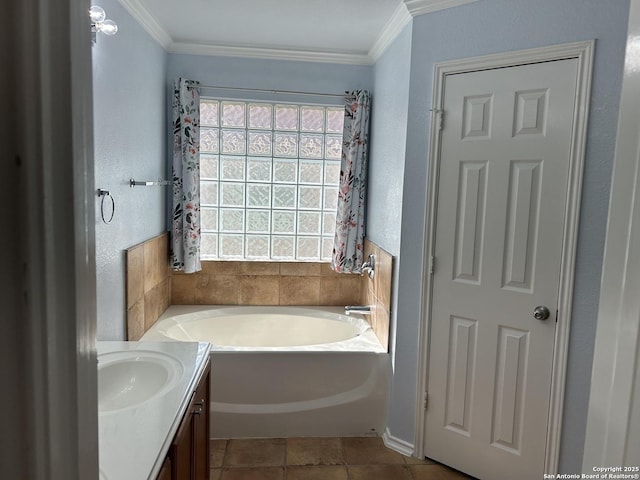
(186, 81, 353, 100)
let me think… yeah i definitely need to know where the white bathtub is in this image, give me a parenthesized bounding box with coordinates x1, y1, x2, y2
(141, 305, 389, 438)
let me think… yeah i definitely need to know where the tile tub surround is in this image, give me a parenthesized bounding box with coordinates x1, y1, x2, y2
(171, 261, 363, 307)
(126, 232, 171, 340)
(362, 240, 393, 351)
(123, 236, 392, 346)
(209, 437, 474, 480)
(169, 239, 393, 350)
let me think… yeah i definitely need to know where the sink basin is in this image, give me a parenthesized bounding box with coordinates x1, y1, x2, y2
(98, 350, 184, 413)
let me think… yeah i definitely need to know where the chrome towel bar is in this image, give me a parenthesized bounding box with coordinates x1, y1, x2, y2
(129, 178, 171, 187)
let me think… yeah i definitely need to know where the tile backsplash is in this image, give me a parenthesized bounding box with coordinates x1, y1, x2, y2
(171, 261, 362, 307)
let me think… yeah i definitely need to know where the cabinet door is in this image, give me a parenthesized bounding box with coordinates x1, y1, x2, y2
(193, 360, 211, 480)
(157, 458, 171, 480)
(170, 393, 194, 480)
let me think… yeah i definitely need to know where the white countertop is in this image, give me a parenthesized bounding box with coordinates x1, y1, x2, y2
(98, 341, 211, 480)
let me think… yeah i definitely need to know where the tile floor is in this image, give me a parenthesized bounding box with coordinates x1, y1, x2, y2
(210, 437, 476, 480)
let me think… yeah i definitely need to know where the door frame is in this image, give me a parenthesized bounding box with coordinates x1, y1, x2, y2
(584, 0, 640, 465)
(4, 0, 99, 478)
(414, 40, 594, 474)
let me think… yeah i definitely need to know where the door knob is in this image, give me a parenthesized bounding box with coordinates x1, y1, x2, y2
(533, 305, 551, 320)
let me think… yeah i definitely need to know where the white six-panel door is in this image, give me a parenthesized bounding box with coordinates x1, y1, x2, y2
(424, 59, 579, 480)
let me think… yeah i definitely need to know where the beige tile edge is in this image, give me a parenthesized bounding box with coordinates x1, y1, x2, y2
(126, 232, 171, 339)
(362, 239, 392, 352)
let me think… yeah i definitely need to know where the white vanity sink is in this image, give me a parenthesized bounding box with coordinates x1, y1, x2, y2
(98, 341, 211, 480)
(98, 350, 184, 413)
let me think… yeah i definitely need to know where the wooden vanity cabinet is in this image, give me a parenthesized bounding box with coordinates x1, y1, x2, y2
(192, 359, 210, 480)
(166, 359, 211, 480)
(170, 401, 193, 480)
(157, 458, 171, 480)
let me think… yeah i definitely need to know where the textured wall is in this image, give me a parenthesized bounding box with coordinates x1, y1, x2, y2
(93, 0, 168, 340)
(390, 0, 629, 472)
(166, 54, 372, 99)
(368, 24, 412, 256)
(367, 23, 413, 372)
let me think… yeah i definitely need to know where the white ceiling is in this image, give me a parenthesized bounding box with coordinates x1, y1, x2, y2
(116, 0, 478, 64)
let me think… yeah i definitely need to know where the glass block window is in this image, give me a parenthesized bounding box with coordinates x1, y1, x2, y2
(200, 98, 344, 261)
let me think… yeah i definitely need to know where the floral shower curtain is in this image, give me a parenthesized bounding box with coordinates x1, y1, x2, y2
(171, 78, 201, 273)
(331, 90, 371, 273)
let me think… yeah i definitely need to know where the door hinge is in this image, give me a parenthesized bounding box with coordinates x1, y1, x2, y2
(431, 108, 444, 131)
(424, 392, 429, 410)
(429, 256, 436, 275)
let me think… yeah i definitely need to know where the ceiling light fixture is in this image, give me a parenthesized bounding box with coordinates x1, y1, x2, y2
(90, 5, 118, 44)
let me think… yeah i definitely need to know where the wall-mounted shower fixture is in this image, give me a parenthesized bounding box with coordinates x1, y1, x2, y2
(90, 6, 118, 44)
(361, 253, 375, 279)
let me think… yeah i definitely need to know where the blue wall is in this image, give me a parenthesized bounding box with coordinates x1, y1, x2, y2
(369, 24, 412, 259)
(390, 0, 629, 472)
(167, 55, 372, 98)
(92, 0, 168, 340)
(368, 24, 412, 374)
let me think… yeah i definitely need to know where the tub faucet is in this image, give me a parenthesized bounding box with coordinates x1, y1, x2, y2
(345, 305, 372, 315)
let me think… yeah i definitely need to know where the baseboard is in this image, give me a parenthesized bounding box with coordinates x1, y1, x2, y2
(382, 428, 415, 457)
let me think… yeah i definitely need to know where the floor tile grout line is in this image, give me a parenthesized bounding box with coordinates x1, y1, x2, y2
(220, 438, 227, 469)
(401, 442, 416, 480)
(212, 436, 470, 479)
(221, 439, 229, 470)
(341, 436, 353, 480)
(408, 461, 416, 480)
(282, 437, 287, 479)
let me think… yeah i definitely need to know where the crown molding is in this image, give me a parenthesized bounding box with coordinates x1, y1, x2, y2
(117, 0, 172, 48)
(403, 0, 479, 16)
(167, 42, 372, 65)
(118, 0, 478, 64)
(368, 2, 412, 62)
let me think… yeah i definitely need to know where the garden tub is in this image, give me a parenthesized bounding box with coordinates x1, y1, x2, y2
(141, 305, 389, 438)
